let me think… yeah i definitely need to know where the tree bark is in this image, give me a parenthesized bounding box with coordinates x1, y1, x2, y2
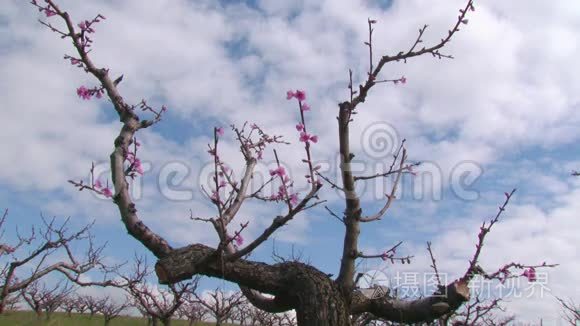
(156, 244, 472, 325)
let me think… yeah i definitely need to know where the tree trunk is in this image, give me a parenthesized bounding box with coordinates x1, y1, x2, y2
(285, 264, 351, 326)
(161, 317, 172, 326)
(293, 280, 350, 325)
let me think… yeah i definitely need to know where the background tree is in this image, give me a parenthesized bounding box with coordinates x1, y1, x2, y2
(444, 295, 515, 326)
(121, 258, 195, 326)
(73, 294, 89, 315)
(194, 288, 245, 326)
(0, 209, 108, 314)
(100, 295, 130, 326)
(0, 293, 20, 313)
(60, 295, 79, 317)
(177, 298, 209, 326)
(30, 1, 558, 325)
(556, 296, 580, 325)
(80, 294, 107, 319)
(20, 279, 72, 320)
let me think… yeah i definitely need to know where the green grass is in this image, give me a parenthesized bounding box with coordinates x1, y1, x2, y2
(0, 310, 221, 326)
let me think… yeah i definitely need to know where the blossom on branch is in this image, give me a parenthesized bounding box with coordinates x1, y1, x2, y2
(522, 267, 536, 282)
(299, 132, 318, 144)
(269, 166, 286, 178)
(286, 89, 306, 102)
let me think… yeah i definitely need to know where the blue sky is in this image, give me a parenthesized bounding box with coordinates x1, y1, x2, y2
(1, 0, 580, 323)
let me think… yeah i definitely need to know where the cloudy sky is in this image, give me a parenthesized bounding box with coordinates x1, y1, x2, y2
(1, 0, 579, 323)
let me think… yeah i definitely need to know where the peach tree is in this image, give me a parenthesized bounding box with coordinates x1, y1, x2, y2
(30, 0, 555, 324)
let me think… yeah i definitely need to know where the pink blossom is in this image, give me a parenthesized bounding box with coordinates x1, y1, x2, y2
(296, 123, 304, 131)
(78, 21, 86, 30)
(44, 9, 56, 17)
(76, 86, 91, 100)
(301, 103, 310, 112)
(289, 193, 299, 206)
(295, 90, 306, 101)
(133, 159, 144, 175)
(210, 191, 221, 204)
(286, 90, 296, 100)
(70, 58, 81, 65)
(269, 166, 286, 178)
(522, 268, 536, 282)
(102, 187, 113, 198)
(219, 180, 227, 188)
(234, 234, 244, 246)
(94, 180, 102, 189)
(399, 76, 407, 84)
(216, 127, 224, 137)
(380, 252, 389, 261)
(299, 132, 318, 144)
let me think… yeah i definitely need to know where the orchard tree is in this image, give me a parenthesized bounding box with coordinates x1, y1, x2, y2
(20, 280, 73, 320)
(194, 288, 245, 326)
(60, 296, 79, 317)
(100, 296, 130, 326)
(30, 1, 558, 325)
(0, 209, 110, 314)
(177, 299, 208, 326)
(80, 294, 107, 319)
(120, 258, 195, 326)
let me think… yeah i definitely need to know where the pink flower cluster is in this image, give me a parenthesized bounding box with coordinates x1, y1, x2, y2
(286, 90, 305, 102)
(299, 132, 318, 144)
(126, 152, 144, 175)
(76, 15, 106, 51)
(234, 234, 244, 246)
(286, 89, 318, 144)
(94, 179, 113, 198)
(31, 1, 57, 17)
(522, 267, 536, 282)
(268, 166, 299, 206)
(76, 86, 104, 100)
(380, 247, 396, 261)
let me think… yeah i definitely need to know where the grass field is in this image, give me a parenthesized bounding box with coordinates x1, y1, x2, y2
(0, 310, 225, 326)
